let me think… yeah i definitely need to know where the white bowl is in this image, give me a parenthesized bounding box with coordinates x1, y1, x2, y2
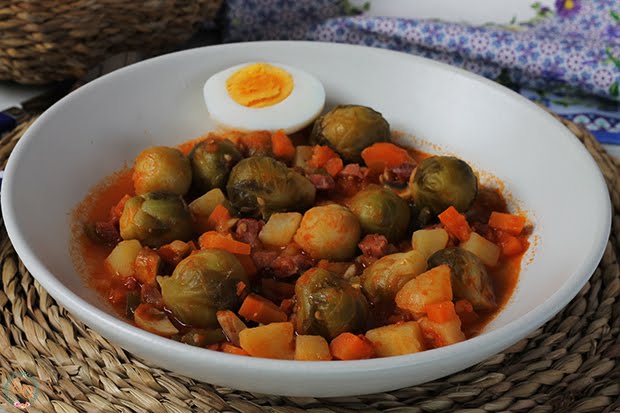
(1, 41, 610, 397)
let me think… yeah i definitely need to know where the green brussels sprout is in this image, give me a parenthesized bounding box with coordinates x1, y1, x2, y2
(133, 146, 192, 195)
(293, 204, 361, 261)
(361, 250, 427, 304)
(226, 156, 316, 219)
(120, 192, 192, 248)
(348, 185, 411, 242)
(310, 105, 390, 162)
(295, 268, 369, 340)
(428, 248, 496, 311)
(190, 138, 242, 193)
(410, 156, 478, 216)
(158, 250, 248, 328)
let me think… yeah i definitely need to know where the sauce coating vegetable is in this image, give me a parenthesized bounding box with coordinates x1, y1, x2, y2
(72, 105, 529, 360)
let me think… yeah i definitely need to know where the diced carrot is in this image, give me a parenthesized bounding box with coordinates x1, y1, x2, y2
(236, 281, 247, 297)
(110, 194, 132, 223)
(454, 299, 479, 324)
(307, 145, 339, 169)
(425, 301, 459, 323)
(207, 204, 232, 232)
(271, 130, 296, 160)
(240, 131, 272, 155)
(330, 333, 375, 360)
(134, 247, 161, 284)
(495, 230, 524, 256)
(221, 343, 249, 356)
(324, 157, 344, 177)
(280, 298, 295, 314)
(157, 240, 194, 266)
(361, 142, 414, 173)
(235, 254, 258, 278)
(198, 231, 252, 255)
(238, 293, 288, 324)
(488, 212, 526, 235)
(438, 206, 472, 242)
(317, 259, 330, 269)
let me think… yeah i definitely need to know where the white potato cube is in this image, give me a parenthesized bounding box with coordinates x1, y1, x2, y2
(259, 212, 303, 247)
(412, 228, 449, 259)
(105, 239, 142, 277)
(460, 233, 501, 267)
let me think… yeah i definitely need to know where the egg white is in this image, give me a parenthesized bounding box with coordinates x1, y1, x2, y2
(203, 62, 326, 134)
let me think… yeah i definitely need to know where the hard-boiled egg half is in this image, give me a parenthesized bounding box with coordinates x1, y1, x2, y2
(203, 62, 325, 134)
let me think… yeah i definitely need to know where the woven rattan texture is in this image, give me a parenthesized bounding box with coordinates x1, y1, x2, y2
(0, 0, 222, 84)
(0, 114, 618, 413)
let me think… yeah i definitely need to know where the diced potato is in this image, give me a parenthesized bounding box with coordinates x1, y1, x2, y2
(239, 322, 295, 359)
(295, 335, 332, 361)
(134, 303, 179, 337)
(216, 310, 247, 347)
(365, 322, 426, 357)
(105, 239, 142, 277)
(189, 188, 226, 218)
(395, 265, 452, 315)
(460, 233, 501, 267)
(293, 145, 314, 169)
(412, 228, 449, 259)
(418, 317, 465, 348)
(259, 212, 303, 247)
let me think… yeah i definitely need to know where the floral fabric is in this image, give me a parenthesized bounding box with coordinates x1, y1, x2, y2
(223, 0, 620, 144)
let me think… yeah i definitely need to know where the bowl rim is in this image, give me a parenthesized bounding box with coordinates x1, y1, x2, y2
(0, 40, 612, 374)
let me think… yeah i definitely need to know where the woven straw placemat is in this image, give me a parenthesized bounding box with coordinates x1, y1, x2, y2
(0, 114, 618, 413)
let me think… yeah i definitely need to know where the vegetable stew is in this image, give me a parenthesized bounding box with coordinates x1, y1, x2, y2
(72, 104, 529, 360)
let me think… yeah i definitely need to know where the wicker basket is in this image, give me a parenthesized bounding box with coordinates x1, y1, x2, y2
(0, 0, 223, 85)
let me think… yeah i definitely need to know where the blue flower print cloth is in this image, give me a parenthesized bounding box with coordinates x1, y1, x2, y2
(223, 0, 620, 144)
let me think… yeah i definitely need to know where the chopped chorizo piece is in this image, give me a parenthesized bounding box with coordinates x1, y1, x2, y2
(235, 219, 264, 248)
(339, 163, 369, 179)
(381, 162, 416, 187)
(358, 234, 393, 258)
(157, 240, 194, 267)
(86, 221, 122, 246)
(306, 173, 336, 191)
(141, 282, 164, 308)
(271, 253, 315, 278)
(251, 250, 279, 270)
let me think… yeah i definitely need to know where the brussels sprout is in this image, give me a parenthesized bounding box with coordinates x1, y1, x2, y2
(349, 185, 410, 242)
(295, 268, 369, 340)
(226, 156, 316, 219)
(293, 204, 361, 261)
(310, 105, 390, 162)
(133, 146, 192, 195)
(158, 250, 248, 328)
(119, 192, 192, 248)
(410, 156, 478, 216)
(190, 138, 242, 193)
(361, 250, 427, 304)
(428, 248, 496, 311)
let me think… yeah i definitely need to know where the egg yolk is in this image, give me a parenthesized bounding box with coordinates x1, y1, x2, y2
(226, 63, 294, 108)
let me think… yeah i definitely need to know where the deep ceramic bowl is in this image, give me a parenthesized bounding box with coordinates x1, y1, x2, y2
(1, 41, 610, 397)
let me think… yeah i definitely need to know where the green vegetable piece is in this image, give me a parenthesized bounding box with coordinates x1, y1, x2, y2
(310, 105, 390, 162)
(190, 138, 242, 193)
(119, 192, 192, 248)
(410, 156, 478, 217)
(226, 156, 316, 219)
(295, 267, 369, 341)
(159, 250, 249, 328)
(428, 247, 496, 311)
(349, 184, 410, 242)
